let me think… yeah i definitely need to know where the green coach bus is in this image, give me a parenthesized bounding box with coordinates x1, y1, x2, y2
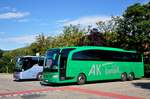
(41, 46, 144, 85)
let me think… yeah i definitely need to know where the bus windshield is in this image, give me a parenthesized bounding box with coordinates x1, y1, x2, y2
(15, 58, 23, 72)
(44, 49, 60, 72)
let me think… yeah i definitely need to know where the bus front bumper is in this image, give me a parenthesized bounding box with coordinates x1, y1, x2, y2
(41, 72, 60, 84)
(13, 72, 21, 80)
(40, 80, 50, 85)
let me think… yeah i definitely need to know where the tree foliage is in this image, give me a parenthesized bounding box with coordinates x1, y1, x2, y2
(30, 33, 52, 55)
(96, 17, 118, 46)
(116, 3, 150, 52)
(51, 25, 86, 47)
(0, 49, 3, 58)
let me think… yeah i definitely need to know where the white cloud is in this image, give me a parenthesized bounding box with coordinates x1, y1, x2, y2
(61, 16, 111, 26)
(0, 34, 36, 44)
(0, 34, 51, 50)
(0, 12, 30, 19)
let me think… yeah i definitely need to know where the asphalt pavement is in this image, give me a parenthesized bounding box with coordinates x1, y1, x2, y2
(0, 74, 149, 99)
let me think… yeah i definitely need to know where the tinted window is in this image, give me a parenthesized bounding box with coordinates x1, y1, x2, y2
(61, 48, 75, 58)
(72, 50, 101, 61)
(72, 50, 142, 62)
(38, 58, 44, 66)
(60, 48, 75, 68)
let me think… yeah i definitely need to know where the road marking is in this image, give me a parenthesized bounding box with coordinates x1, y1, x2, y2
(0, 86, 142, 99)
(24, 84, 34, 87)
(65, 87, 142, 99)
(0, 87, 66, 97)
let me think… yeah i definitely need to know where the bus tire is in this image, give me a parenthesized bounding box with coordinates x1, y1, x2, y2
(37, 72, 42, 81)
(128, 72, 134, 81)
(77, 73, 86, 85)
(121, 73, 127, 81)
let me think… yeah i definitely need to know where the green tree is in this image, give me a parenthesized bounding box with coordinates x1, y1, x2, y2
(0, 49, 3, 58)
(30, 33, 51, 55)
(116, 2, 150, 52)
(52, 25, 86, 47)
(96, 17, 118, 46)
(0, 51, 15, 73)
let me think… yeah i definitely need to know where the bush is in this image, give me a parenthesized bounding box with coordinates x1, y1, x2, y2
(144, 64, 150, 77)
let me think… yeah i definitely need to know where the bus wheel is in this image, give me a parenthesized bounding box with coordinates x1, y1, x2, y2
(77, 73, 86, 85)
(128, 72, 134, 81)
(37, 73, 42, 81)
(121, 73, 127, 81)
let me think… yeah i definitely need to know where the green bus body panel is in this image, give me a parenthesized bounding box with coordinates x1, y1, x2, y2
(67, 61, 144, 82)
(42, 46, 144, 84)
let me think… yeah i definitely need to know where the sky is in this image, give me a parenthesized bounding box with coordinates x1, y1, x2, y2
(0, 0, 149, 50)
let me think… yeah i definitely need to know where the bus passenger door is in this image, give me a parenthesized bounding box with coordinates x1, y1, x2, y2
(59, 49, 74, 80)
(59, 56, 67, 80)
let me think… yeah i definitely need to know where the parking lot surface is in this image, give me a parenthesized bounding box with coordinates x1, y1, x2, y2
(0, 74, 150, 99)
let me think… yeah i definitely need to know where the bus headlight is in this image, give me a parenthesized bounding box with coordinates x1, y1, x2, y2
(45, 80, 48, 82)
(52, 75, 58, 78)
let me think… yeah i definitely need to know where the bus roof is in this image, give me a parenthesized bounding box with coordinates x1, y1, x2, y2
(18, 56, 44, 58)
(48, 46, 137, 53)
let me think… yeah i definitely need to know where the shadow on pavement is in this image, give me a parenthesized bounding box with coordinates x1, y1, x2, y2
(132, 82, 150, 89)
(21, 94, 46, 99)
(14, 79, 39, 82)
(41, 79, 124, 87)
